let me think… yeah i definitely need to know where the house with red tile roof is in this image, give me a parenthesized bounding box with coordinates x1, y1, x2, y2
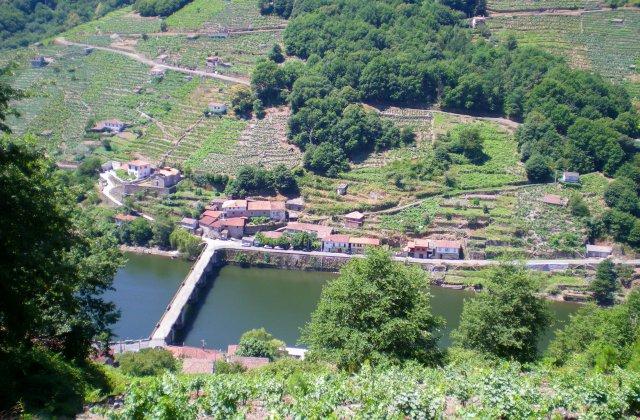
(542, 194, 567, 206)
(343, 211, 365, 228)
(321, 234, 351, 253)
(210, 217, 246, 239)
(404, 238, 463, 260)
(283, 222, 333, 239)
(221, 199, 248, 218)
(247, 200, 287, 221)
(348, 236, 380, 254)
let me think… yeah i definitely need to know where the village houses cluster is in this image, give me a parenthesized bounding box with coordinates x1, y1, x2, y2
(174, 196, 466, 259)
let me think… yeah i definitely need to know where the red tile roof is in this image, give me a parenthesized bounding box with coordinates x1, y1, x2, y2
(285, 222, 333, 239)
(322, 234, 350, 243)
(349, 237, 380, 246)
(202, 210, 222, 220)
(542, 194, 567, 206)
(432, 239, 462, 249)
(166, 345, 224, 361)
(181, 358, 214, 374)
(344, 211, 365, 221)
(227, 355, 270, 370)
(114, 214, 137, 222)
(262, 231, 283, 239)
(199, 215, 218, 228)
(212, 217, 246, 228)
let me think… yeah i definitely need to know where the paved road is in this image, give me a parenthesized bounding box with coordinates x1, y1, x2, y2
(99, 172, 155, 221)
(55, 38, 250, 85)
(207, 238, 640, 268)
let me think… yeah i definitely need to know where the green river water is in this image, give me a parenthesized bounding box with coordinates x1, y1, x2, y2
(106, 253, 580, 351)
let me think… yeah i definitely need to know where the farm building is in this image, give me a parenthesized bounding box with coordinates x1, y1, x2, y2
(179, 218, 199, 233)
(586, 244, 613, 258)
(336, 183, 348, 195)
(209, 31, 230, 39)
(152, 167, 182, 188)
(343, 211, 365, 228)
(286, 197, 305, 211)
(30, 56, 48, 67)
(542, 194, 567, 206)
(561, 171, 580, 184)
(206, 102, 227, 116)
(150, 66, 166, 78)
(91, 119, 126, 133)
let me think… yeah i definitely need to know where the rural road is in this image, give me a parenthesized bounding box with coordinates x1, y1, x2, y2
(99, 172, 155, 221)
(55, 37, 250, 85)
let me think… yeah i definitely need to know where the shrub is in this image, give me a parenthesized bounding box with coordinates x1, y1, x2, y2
(117, 348, 178, 377)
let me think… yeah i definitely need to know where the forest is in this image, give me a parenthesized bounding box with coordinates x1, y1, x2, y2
(253, 0, 640, 247)
(0, 0, 132, 49)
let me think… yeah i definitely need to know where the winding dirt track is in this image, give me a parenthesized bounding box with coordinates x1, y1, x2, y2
(54, 37, 250, 85)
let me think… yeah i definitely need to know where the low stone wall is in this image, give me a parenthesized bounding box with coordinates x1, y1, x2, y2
(220, 248, 348, 272)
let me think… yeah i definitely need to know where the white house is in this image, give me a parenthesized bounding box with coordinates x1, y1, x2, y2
(432, 240, 462, 260)
(246, 200, 287, 221)
(561, 171, 580, 184)
(336, 183, 348, 195)
(179, 217, 198, 233)
(207, 102, 227, 115)
(92, 119, 126, 133)
(125, 160, 152, 179)
(586, 244, 613, 258)
(321, 234, 351, 253)
(150, 66, 166, 78)
(222, 200, 248, 218)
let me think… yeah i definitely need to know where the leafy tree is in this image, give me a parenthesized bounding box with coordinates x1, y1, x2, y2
(454, 126, 485, 163)
(604, 178, 639, 216)
(269, 43, 285, 63)
(133, 0, 191, 17)
(129, 217, 153, 246)
(547, 289, 640, 368)
(0, 137, 123, 413)
(169, 227, 202, 259)
(590, 259, 619, 306)
(236, 328, 285, 361)
(303, 142, 349, 177)
(229, 85, 254, 118)
(251, 59, 286, 104)
(568, 194, 590, 218)
(452, 265, 551, 363)
(525, 153, 553, 183)
(152, 214, 174, 249)
(301, 249, 443, 370)
(253, 99, 266, 119)
(117, 348, 178, 377)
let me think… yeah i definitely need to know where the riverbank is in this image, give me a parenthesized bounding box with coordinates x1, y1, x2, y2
(120, 245, 180, 258)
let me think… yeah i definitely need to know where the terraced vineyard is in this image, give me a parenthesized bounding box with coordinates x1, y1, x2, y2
(487, 9, 640, 98)
(165, 0, 286, 31)
(194, 108, 300, 174)
(135, 31, 282, 77)
(487, 0, 601, 11)
(7, 46, 149, 160)
(63, 7, 162, 40)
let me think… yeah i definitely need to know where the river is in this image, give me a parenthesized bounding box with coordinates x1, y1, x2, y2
(107, 254, 580, 351)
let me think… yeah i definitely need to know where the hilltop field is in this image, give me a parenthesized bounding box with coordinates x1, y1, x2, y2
(2, 0, 639, 260)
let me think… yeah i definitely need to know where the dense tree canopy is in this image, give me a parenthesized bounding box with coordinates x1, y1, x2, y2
(250, 0, 638, 179)
(452, 265, 551, 363)
(0, 0, 131, 49)
(133, 0, 191, 17)
(301, 249, 443, 370)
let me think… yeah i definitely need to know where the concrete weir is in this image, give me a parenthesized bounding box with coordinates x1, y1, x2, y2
(150, 241, 221, 346)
